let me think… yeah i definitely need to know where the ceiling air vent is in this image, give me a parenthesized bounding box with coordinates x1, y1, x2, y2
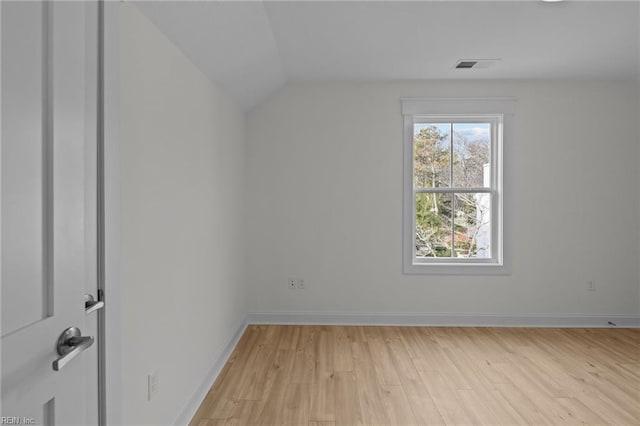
(455, 61, 477, 69)
(454, 59, 501, 69)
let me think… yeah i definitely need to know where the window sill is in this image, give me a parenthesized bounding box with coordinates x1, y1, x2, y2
(403, 261, 510, 276)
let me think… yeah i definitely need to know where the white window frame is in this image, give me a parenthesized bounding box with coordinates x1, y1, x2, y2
(402, 98, 516, 275)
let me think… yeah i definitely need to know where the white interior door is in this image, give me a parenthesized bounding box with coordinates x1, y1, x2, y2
(1, 1, 100, 424)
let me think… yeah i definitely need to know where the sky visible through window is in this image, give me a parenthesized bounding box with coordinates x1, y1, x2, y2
(414, 122, 490, 147)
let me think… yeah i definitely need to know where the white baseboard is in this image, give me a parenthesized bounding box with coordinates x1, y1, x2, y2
(173, 319, 248, 426)
(247, 311, 640, 328)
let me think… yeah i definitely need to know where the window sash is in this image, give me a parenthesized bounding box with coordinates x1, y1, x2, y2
(413, 116, 498, 191)
(411, 118, 498, 262)
(414, 187, 492, 194)
(412, 191, 495, 261)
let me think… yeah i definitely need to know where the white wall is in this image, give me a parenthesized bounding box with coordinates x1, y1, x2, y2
(119, 4, 246, 425)
(247, 80, 639, 319)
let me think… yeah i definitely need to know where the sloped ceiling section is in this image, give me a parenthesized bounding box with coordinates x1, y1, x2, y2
(134, 1, 639, 111)
(134, 1, 286, 110)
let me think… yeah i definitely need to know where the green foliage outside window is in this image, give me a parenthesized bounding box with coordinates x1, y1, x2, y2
(414, 124, 490, 258)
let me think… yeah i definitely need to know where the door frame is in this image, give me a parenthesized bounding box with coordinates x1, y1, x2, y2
(102, 1, 123, 424)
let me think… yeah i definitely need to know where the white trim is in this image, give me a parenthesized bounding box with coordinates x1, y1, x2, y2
(247, 311, 640, 328)
(401, 97, 517, 116)
(103, 3, 122, 425)
(173, 320, 249, 426)
(403, 98, 515, 274)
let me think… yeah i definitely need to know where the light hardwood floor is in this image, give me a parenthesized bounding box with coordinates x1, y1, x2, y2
(190, 325, 640, 425)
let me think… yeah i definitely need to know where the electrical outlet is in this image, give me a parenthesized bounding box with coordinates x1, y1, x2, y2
(288, 277, 297, 289)
(587, 280, 596, 291)
(296, 278, 305, 289)
(148, 370, 160, 401)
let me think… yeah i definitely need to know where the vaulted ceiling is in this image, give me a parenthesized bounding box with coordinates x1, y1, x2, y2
(134, 0, 640, 110)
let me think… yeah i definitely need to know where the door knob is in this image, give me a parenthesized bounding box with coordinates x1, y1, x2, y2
(52, 327, 94, 371)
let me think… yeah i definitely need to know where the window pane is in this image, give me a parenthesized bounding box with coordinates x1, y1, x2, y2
(415, 192, 452, 257)
(414, 123, 450, 188)
(453, 193, 491, 258)
(452, 123, 490, 188)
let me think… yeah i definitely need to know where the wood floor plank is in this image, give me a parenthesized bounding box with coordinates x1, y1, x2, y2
(309, 376, 336, 422)
(570, 392, 640, 425)
(555, 397, 608, 425)
(189, 326, 265, 424)
(277, 325, 301, 351)
(248, 349, 294, 424)
(204, 399, 256, 425)
(314, 327, 334, 383)
(483, 388, 530, 425)
(334, 371, 363, 426)
(383, 327, 421, 382)
(493, 361, 577, 424)
(190, 325, 640, 426)
(457, 328, 511, 384)
(619, 362, 640, 380)
(410, 329, 472, 390)
(349, 326, 369, 343)
(445, 347, 527, 424)
(379, 384, 418, 425)
(542, 348, 640, 420)
(282, 382, 310, 425)
(494, 382, 553, 425)
(351, 342, 390, 425)
(456, 389, 501, 425)
(400, 376, 445, 425)
(188, 366, 232, 425)
(291, 326, 316, 384)
(383, 327, 445, 425)
(197, 419, 227, 426)
(418, 370, 473, 425)
(235, 325, 282, 401)
(332, 326, 354, 372)
(396, 326, 433, 361)
(367, 328, 402, 385)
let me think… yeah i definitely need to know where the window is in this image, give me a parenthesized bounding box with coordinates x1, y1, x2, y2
(402, 98, 515, 274)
